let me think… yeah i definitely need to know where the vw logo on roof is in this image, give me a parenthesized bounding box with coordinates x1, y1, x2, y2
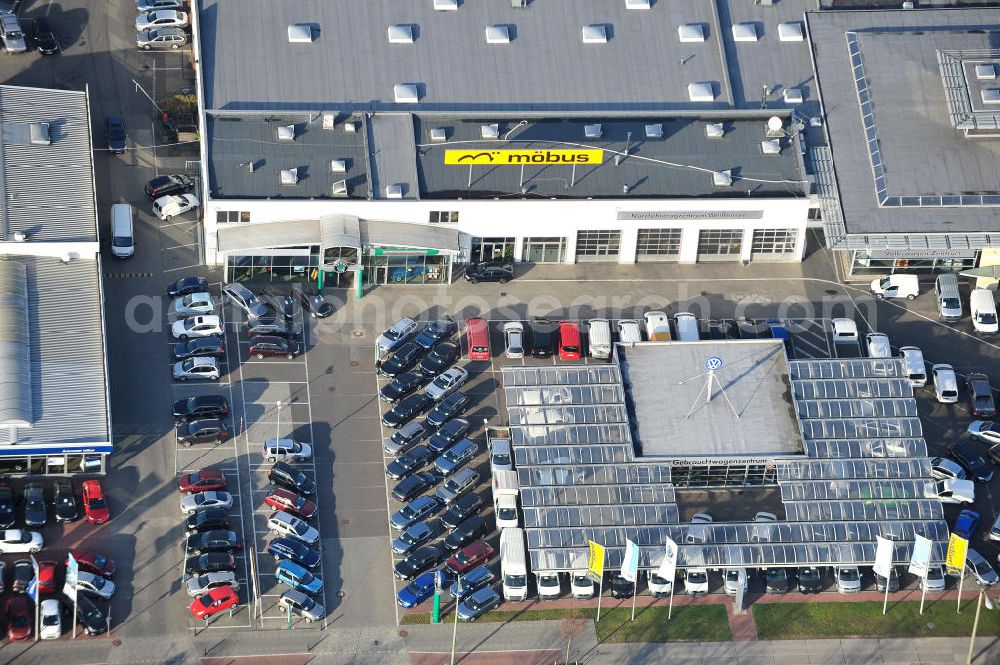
(705, 356, 723, 371)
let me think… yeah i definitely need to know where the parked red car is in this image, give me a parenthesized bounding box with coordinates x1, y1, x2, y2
(37, 561, 59, 594)
(5, 595, 31, 640)
(67, 549, 116, 577)
(558, 321, 582, 361)
(178, 469, 227, 494)
(444, 540, 496, 575)
(248, 335, 300, 360)
(189, 585, 238, 620)
(263, 488, 317, 520)
(82, 480, 110, 524)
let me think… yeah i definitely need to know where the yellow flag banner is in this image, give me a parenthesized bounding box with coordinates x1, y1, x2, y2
(945, 533, 968, 575)
(587, 540, 605, 584)
(444, 149, 604, 166)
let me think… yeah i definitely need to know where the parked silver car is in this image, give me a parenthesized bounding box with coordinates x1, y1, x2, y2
(136, 26, 187, 50)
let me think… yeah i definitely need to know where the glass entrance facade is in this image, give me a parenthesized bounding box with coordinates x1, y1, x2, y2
(670, 463, 778, 488)
(849, 251, 979, 276)
(523, 237, 567, 263)
(363, 247, 452, 285)
(227, 247, 321, 284)
(471, 237, 516, 263)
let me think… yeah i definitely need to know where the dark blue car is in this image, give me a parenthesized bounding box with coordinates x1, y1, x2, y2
(267, 536, 322, 569)
(954, 509, 980, 540)
(396, 571, 440, 608)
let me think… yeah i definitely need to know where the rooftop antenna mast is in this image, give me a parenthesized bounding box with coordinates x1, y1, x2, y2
(679, 355, 740, 420)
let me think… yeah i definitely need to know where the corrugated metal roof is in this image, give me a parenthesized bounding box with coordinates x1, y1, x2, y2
(0, 261, 31, 427)
(0, 86, 97, 243)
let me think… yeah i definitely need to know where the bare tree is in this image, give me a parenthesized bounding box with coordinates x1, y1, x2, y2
(561, 616, 588, 665)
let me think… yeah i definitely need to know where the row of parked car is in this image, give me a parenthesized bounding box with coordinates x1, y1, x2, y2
(0, 478, 108, 531)
(134, 0, 192, 49)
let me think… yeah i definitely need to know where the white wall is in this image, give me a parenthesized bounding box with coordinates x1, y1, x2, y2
(203, 197, 809, 265)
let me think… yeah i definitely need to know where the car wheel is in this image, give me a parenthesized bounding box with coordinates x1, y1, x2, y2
(906, 294, 916, 300)
(256, 353, 265, 359)
(183, 441, 192, 447)
(179, 376, 188, 382)
(180, 334, 189, 340)
(499, 278, 508, 284)
(211, 376, 219, 381)
(143, 45, 151, 50)
(172, 44, 180, 49)
(165, 214, 173, 221)
(287, 354, 294, 359)
(29, 547, 39, 553)
(875, 293, 884, 299)
(267, 457, 276, 463)
(279, 604, 287, 612)
(468, 277, 479, 284)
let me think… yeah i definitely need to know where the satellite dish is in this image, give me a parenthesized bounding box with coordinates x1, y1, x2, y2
(767, 116, 783, 132)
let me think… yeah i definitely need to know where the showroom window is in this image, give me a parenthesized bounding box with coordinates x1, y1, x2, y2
(697, 229, 743, 260)
(751, 229, 798, 255)
(216, 211, 250, 224)
(429, 211, 459, 224)
(576, 230, 621, 262)
(636, 228, 682, 261)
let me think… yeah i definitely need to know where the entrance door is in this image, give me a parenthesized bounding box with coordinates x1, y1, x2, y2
(472, 237, 515, 263)
(524, 237, 566, 263)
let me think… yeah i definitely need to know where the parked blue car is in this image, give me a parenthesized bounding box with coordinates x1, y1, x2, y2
(954, 509, 980, 540)
(275, 559, 324, 595)
(396, 571, 440, 608)
(267, 537, 322, 569)
(448, 565, 495, 600)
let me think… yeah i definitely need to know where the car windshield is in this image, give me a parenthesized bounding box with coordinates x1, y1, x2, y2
(456, 551, 475, 564)
(801, 568, 819, 581)
(840, 568, 859, 581)
(927, 567, 942, 580)
(93, 555, 107, 567)
(292, 521, 308, 536)
(688, 572, 707, 584)
(43, 614, 59, 626)
(88, 496, 106, 509)
(497, 507, 517, 520)
(879, 277, 892, 289)
(981, 313, 998, 325)
(384, 327, 405, 341)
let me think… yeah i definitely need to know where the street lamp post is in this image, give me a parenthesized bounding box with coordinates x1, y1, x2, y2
(966, 588, 996, 665)
(449, 574, 461, 665)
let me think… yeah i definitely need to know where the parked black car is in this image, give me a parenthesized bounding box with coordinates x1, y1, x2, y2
(145, 174, 194, 199)
(184, 552, 236, 575)
(176, 418, 230, 447)
(76, 592, 109, 635)
(967, 373, 997, 419)
(393, 544, 448, 580)
(11, 559, 32, 593)
(104, 115, 126, 154)
(610, 574, 634, 599)
(948, 442, 994, 482)
(173, 395, 230, 421)
(426, 392, 469, 428)
(529, 320, 557, 358)
(267, 536, 321, 569)
(247, 317, 301, 339)
(382, 393, 433, 428)
(414, 316, 457, 349)
(379, 372, 425, 404)
(464, 262, 513, 284)
(428, 418, 472, 454)
(29, 17, 59, 54)
(765, 568, 790, 595)
(385, 445, 435, 481)
(23, 482, 47, 527)
(392, 472, 437, 502)
(268, 462, 317, 496)
(173, 337, 226, 360)
(440, 492, 485, 529)
(292, 286, 334, 318)
(798, 566, 823, 594)
(52, 479, 78, 523)
(185, 530, 242, 555)
(443, 515, 486, 551)
(185, 507, 231, 534)
(260, 289, 301, 321)
(378, 343, 425, 378)
(167, 275, 209, 298)
(0, 480, 14, 528)
(875, 568, 900, 593)
(419, 342, 461, 378)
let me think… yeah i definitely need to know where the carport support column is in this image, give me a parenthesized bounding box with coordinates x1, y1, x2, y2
(355, 267, 364, 300)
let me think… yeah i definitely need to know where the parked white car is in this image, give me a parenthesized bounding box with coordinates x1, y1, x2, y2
(377, 317, 419, 353)
(932, 364, 959, 403)
(0, 529, 42, 554)
(262, 438, 312, 462)
(724, 568, 747, 595)
(174, 292, 215, 317)
(685, 568, 709, 596)
(831, 318, 859, 341)
(425, 367, 469, 400)
(834, 566, 861, 594)
(920, 564, 946, 593)
(968, 421, 1000, 446)
(172, 357, 221, 382)
(180, 491, 233, 514)
(172, 315, 223, 340)
(153, 193, 199, 220)
(936, 478, 974, 506)
(870, 274, 919, 300)
(186, 571, 239, 597)
(570, 572, 594, 599)
(267, 511, 320, 545)
(67, 571, 116, 600)
(503, 322, 525, 359)
(648, 572, 672, 597)
(39, 598, 63, 640)
(135, 9, 188, 31)
(931, 457, 967, 482)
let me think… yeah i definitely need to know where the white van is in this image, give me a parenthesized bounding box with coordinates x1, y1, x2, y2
(899, 346, 926, 387)
(587, 319, 612, 359)
(617, 319, 642, 345)
(934, 274, 963, 321)
(673, 313, 700, 341)
(865, 332, 892, 358)
(643, 311, 672, 341)
(110, 203, 134, 258)
(870, 274, 919, 300)
(499, 527, 528, 601)
(970, 289, 998, 336)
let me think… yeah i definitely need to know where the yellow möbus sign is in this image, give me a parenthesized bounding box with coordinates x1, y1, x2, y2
(587, 540, 605, 583)
(945, 533, 968, 575)
(444, 149, 604, 166)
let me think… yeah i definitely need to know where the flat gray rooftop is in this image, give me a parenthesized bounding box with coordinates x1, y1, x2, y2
(807, 9, 1000, 235)
(415, 116, 807, 199)
(619, 340, 802, 458)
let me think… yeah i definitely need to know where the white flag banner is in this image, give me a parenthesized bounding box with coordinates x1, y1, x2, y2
(908, 534, 933, 578)
(873, 536, 894, 579)
(621, 540, 640, 583)
(655, 537, 678, 581)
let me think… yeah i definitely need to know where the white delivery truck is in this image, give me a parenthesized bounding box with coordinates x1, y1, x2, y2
(492, 469, 520, 530)
(500, 527, 528, 601)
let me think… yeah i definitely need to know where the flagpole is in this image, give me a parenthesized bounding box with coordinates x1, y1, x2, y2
(957, 570, 965, 613)
(667, 580, 674, 621)
(596, 574, 603, 623)
(72, 596, 77, 639)
(882, 574, 890, 615)
(919, 577, 927, 615)
(630, 571, 638, 622)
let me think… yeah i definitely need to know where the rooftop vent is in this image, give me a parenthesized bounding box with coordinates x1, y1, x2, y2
(644, 123, 663, 139)
(582, 25, 608, 44)
(705, 122, 725, 139)
(280, 168, 299, 186)
(330, 159, 347, 173)
(761, 139, 781, 155)
(485, 25, 511, 44)
(982, 89, 1000, 105)
(332, 180, 348, 197)
(433, 0, 458, 10)
(976, 64, 998, 80)
(783, 88, 804, 104)
(385, 184, 404, 199)
(625, 0, 651, 8)
(277, 125, 296, 141)
(430, 127, 448, 141)
(713, 170, 733, 187)
(584, 124, 602, 139)
(322, 113, 336, 129)
(28, 122, 50, 146)
(512, 0, 526, 6)
(481, 123, 500, 139)
(387, 24, 414, 44)
(394, 83, 420, 103)
(732, 23, 758, 42)
(688, 81, 715, 102)
(678, 23, 705, 43)
(343, 121, 358, 133)
(287, 24, 314, 43)
(777, 22, 804, 42)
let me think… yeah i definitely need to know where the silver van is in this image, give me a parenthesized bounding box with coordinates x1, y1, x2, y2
(934, 274, 962, 321)
(866, 332, 892, 358)
(110, 203, 134, 258)
(587, 319, 611, 359)
(899, 346, 926, 387)
(970, 288, 998, 336)
(0, 13, 25, 54)
(617, 319, 642, 345)
(673, 313, 700, 341)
